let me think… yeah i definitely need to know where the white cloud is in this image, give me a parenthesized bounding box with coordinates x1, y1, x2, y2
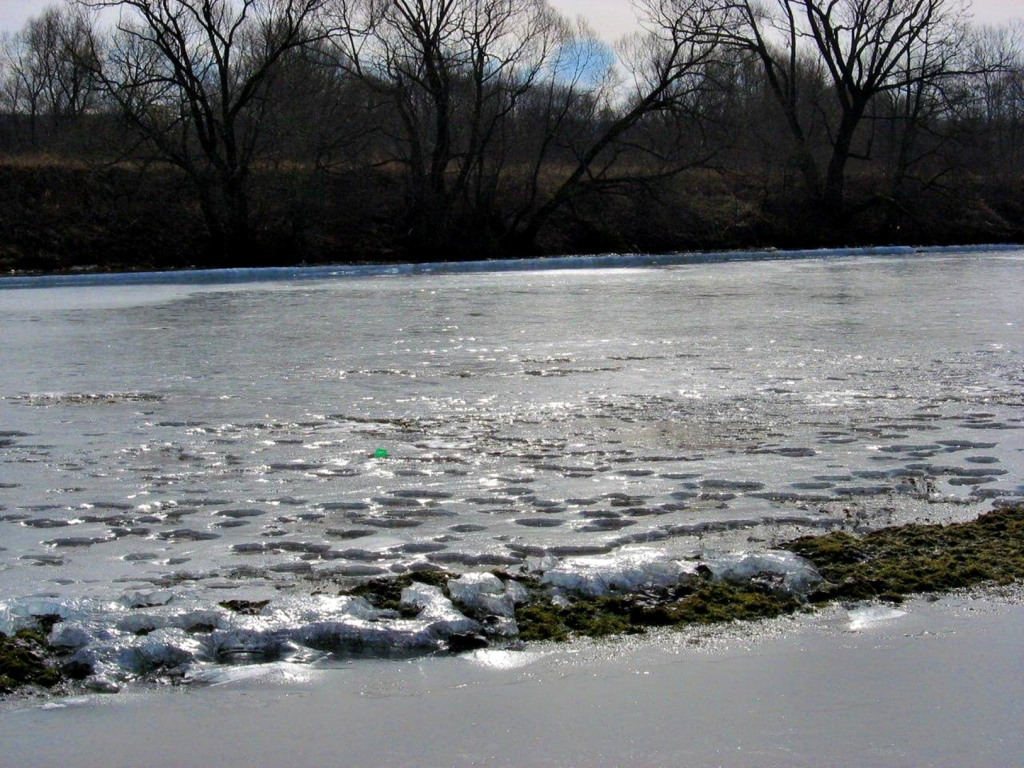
(0, 0, 1019, 37)
(552, 0, 1021, 43)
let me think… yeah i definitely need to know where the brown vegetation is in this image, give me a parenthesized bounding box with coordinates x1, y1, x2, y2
(0, 159, 1021, 274)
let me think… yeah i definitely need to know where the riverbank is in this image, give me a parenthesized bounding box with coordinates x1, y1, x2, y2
(2, 243, 1021, 289)
(2, 162, 1021, 275)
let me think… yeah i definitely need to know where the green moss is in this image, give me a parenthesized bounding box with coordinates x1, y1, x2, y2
(0, 629, 63, 694)
(515, 506, 1024, 643)
(561, 597, 636, 638)
(327, 507, 1024, 648)
(785, 531, 866, 566)
(514, 583, 801, 642)
(516, 603, 570, 642)
(786, 506, 1024, 603)
(13, 628, 50, 645)
(660, 583, 799, 625)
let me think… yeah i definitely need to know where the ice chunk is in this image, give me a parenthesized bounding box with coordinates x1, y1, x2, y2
(134, 629, 202, 671)
(173, 609, 228, 632)
(266, 595, 380, 625)
(49, 624, 96, 651)
(526, 555, 560, 573)
(301, 603, 481, 651)
(401, 585, 475, 628)
(448, 572, 504, 600)
(540, 548, 698, 597)
(447, 573, 516, 618)
(210, 628, 287, 661)
(63, 631, 195, 687)
(393, 583, 482, 642)
(400, 583, 444, 611)
(84, 677, 121, 694)
(0, 596, 89, 634)
(505, 579, 529, 605)
(115, 609, 226, 636)
(702, 551, 823, 597)
(122, 590, 174, 608)
(116, 614, 163, 635)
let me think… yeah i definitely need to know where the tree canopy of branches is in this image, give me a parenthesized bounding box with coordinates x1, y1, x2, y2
(328, 0, 567, 246)
(325, 0, 743, 249)
(1, 5, 99, 149)
(0, 0, 1019, 260)
(713, 0, 970, 212)
(77, 0, 337, 261)
(510, 0, 740, 245)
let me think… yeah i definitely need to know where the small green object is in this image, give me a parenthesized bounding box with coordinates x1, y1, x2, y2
(373, 448, 389, 459)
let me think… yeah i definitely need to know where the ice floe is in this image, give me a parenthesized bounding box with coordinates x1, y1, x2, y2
(447, 573, 524, 618)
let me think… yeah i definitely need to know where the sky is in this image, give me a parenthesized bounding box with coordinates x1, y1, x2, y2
(0, 0, 1021, 37)
(552, 0, 1023, 43)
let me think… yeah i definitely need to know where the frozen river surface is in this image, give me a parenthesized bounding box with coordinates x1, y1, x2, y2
(1, 249, 1022, 687)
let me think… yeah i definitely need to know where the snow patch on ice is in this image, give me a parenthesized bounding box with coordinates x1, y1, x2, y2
(464, 648, 548, 670)
(848, 605, 908, 631)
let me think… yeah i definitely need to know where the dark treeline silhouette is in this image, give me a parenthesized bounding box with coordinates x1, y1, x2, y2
(0, 0, 1021, 272)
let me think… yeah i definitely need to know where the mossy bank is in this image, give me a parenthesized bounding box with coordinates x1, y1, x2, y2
(0, 629, 63, 694)
(3, 505, 1023, 696)
(347, 505, 1024, 644)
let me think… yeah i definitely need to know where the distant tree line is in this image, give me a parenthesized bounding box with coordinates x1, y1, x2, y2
(1, 0, 1022, 267)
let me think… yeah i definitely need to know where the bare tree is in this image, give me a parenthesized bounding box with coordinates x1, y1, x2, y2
(79, 0, 337, 261)
(43, 7, 101, 133)
(1, 5, 100, 151)
(873, 9, 978, 237)
(2, 22, 49, 149)
(501, 17, 620, 243)
(509, 0, 736, 247)
(707, 0, 825, 199)
(329, 0, 565, 249)
(961, 22, 1024, 175)
(715, 0, 968, 212)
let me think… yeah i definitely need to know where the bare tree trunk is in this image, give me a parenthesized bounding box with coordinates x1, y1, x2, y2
(786, 114, 823, 201)
(222, 171, 251, 261)
(196, 184, 228, 263)
(822, 114, 858, 211)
